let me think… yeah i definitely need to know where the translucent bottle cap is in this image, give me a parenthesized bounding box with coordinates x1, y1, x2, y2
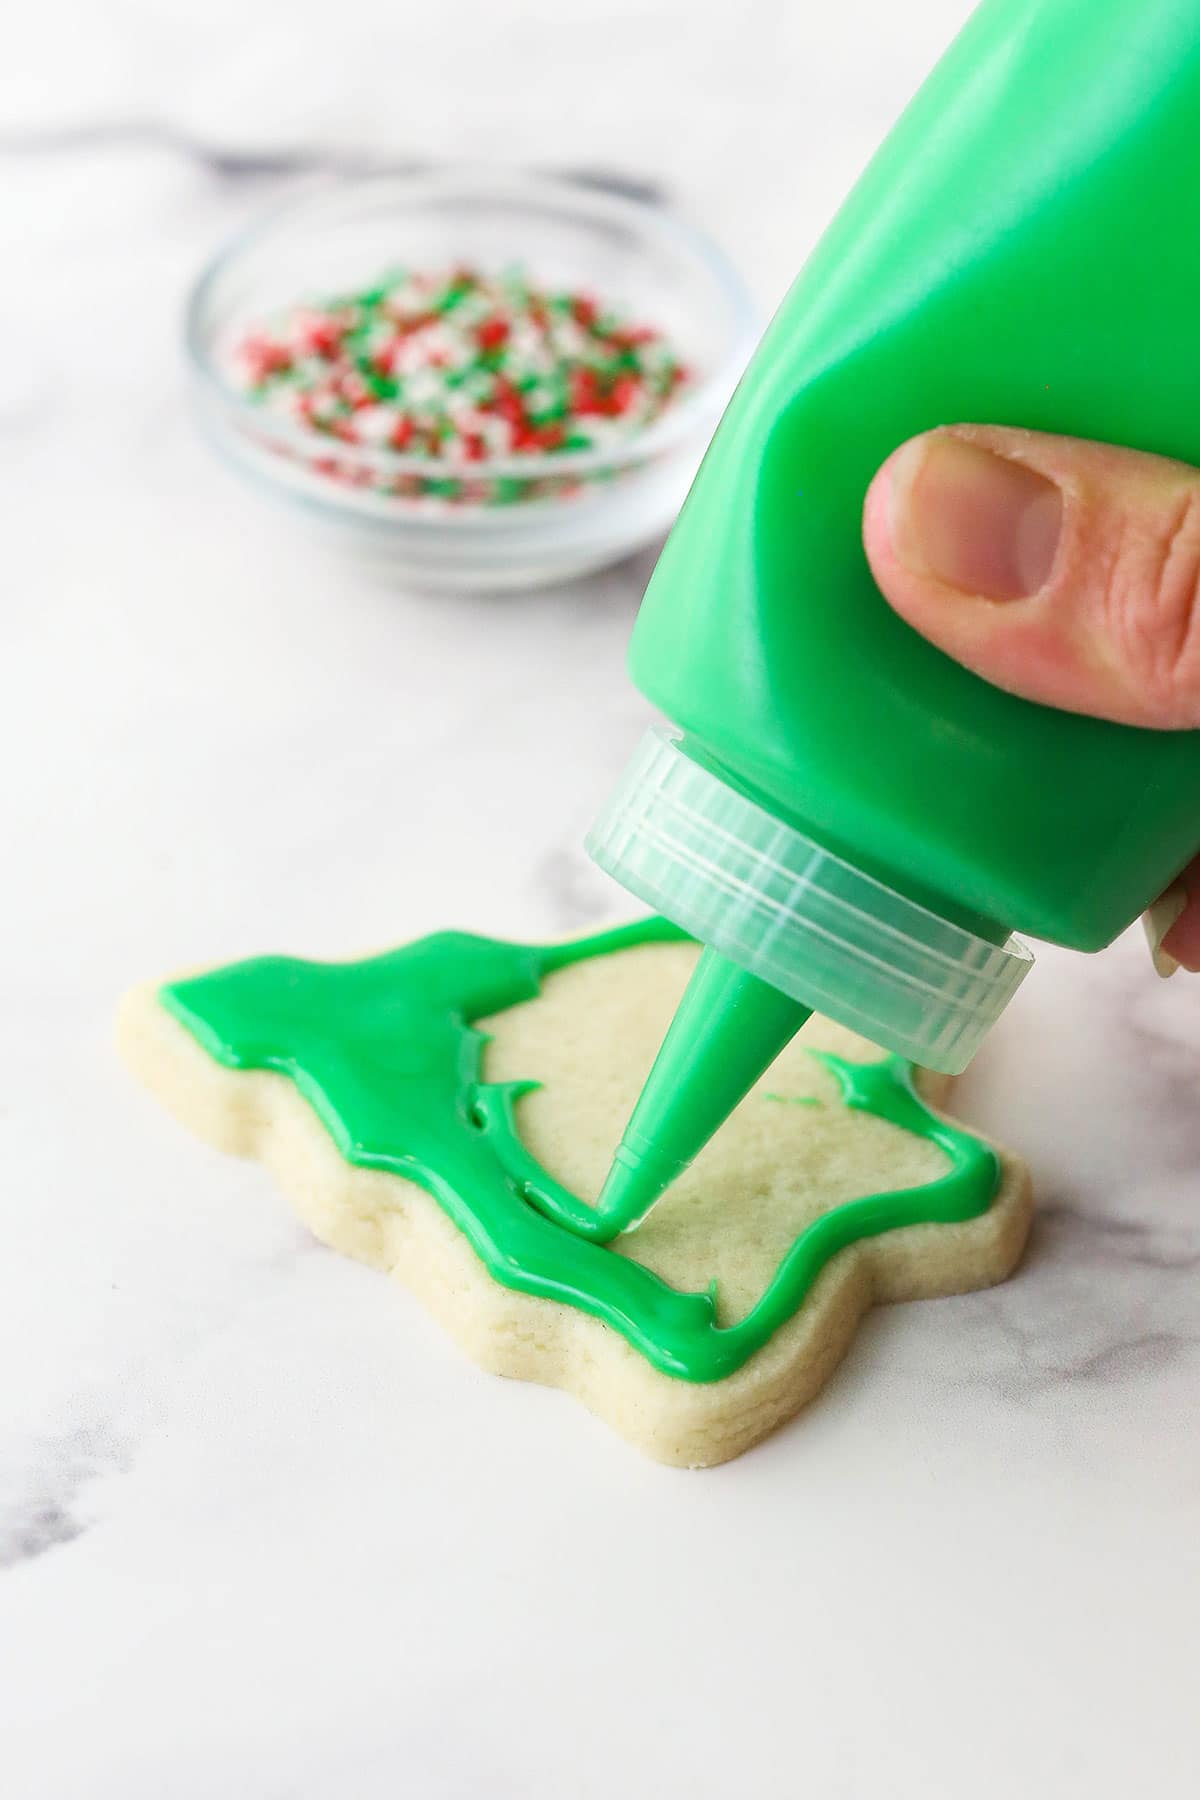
(586, 727, 1033, 1074)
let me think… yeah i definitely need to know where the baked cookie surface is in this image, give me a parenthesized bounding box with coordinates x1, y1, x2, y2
(118, 921, 1032, 1466)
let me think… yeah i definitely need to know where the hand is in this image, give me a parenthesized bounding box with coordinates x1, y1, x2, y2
(862, 425, 1200, 973)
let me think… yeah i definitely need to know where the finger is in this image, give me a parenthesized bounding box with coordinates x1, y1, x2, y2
(1143, 883, 1187, 978)
(1160, 854, 1200, 972)
(862, 425, 1200, 728)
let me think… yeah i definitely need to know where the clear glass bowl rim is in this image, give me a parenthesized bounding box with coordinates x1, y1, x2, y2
(184, 165, 760, 487)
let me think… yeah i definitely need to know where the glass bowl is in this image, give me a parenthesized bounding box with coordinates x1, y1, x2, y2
(185, 168, 758, 592)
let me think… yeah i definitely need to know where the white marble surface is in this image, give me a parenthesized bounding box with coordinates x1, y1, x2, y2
(3, 3, 1198, 1795)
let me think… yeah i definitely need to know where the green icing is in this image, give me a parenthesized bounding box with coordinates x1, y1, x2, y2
(159, 919, 1000, 1383)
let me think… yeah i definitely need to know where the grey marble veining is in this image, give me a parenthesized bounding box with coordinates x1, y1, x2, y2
(1, 1424, 133, 1570)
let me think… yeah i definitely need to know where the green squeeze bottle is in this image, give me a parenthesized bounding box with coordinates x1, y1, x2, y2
(581, 0, 1200, 1236)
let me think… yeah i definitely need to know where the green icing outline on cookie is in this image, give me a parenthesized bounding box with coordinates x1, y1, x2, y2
(159, 918, 999, 1382)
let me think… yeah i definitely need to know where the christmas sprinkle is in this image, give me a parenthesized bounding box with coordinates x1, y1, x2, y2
(232, 266, 691, 506)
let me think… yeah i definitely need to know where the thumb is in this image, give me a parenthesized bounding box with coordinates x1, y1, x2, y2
(862, 424, 1200, 729)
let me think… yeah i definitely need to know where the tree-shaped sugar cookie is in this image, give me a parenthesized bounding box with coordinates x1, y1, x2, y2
(118, 920, 1032, 1466)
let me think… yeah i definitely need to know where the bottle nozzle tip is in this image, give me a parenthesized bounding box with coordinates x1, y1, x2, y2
(596, 1137, 688, 1235)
